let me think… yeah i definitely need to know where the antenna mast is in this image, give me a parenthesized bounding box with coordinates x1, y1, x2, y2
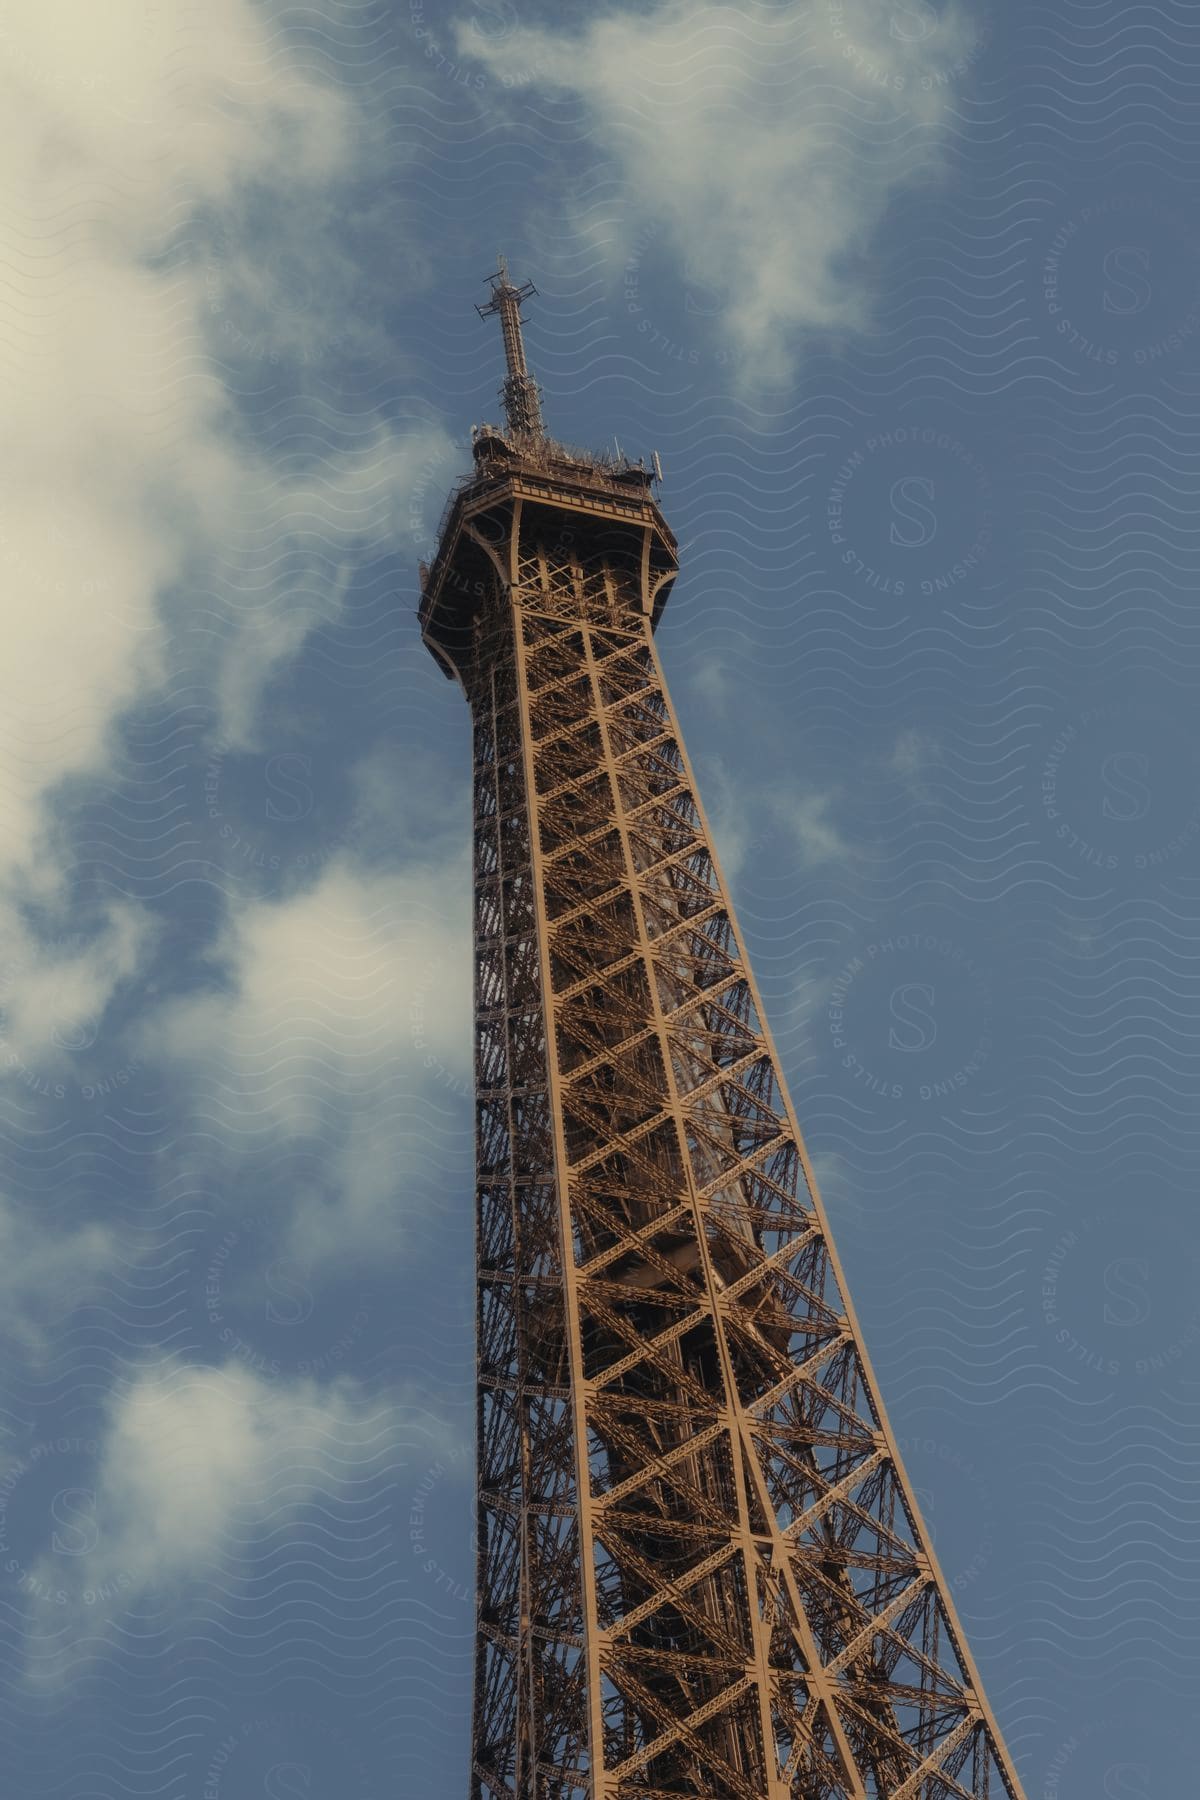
(476, 252, 545, 441)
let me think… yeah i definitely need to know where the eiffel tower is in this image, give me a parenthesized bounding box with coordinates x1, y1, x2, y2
(418, 258, 1027, 1800)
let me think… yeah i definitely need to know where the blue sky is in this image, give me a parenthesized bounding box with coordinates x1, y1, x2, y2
(1, 1, 1198, 1795)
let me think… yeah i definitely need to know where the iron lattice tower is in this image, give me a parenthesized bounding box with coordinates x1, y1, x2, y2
(419, 261, 1027, 1800)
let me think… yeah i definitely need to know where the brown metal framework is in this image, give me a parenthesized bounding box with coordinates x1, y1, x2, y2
(418, 264, 1027, 1800)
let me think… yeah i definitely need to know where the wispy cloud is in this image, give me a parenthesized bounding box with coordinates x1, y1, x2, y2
(457, 0, 974, 385)
(0, 1, 451, 1091)
(137, 855, 472, 1266)
(0, 10, 469, 1680)
(0, 2, 345, 862)
(698, 748, 857, 883)
(12, 1356, 453, 1682)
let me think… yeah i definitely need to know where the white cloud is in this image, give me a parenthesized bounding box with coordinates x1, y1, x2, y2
(692, 752, 759, 881)
(144, 859, 471, 1117)
(0, 902, 152, 1075)
(86, 1362, 400, 1588)
(457, 0, 975, 385)
(0, 2, 348, 861)
(0, 0, 452, 1093)
(210, 426, 455, 743)
(699, 750, 855, 882)
(688, 658, 739, 724)
(0, 1207, 117, 1367)
(774, 789, 854, 867)
(804, 1147, 868, 1231)
(138, 855, 473, 1265)
(12, 1356, 456, 1676)
(885, 725, 941, 809)
(0, 3, 474, 1696)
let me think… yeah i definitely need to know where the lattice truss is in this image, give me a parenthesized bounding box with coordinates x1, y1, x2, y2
(459, 520, 1024, 1800)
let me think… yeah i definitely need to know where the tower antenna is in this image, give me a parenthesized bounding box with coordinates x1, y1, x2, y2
(476, 252, 545, 441)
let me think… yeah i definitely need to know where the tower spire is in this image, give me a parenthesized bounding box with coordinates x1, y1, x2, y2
(476, 252, 545, 440)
